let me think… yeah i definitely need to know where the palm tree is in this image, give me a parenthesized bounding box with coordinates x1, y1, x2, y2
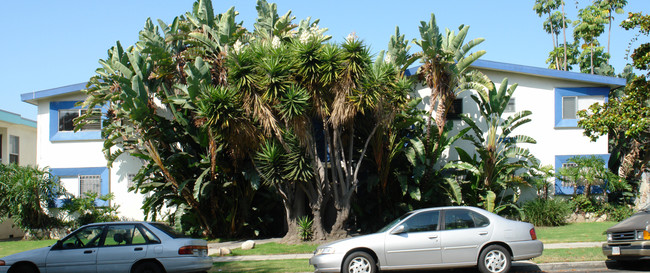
(413, 13, 486, 137)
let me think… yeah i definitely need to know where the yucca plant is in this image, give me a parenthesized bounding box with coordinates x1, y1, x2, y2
(297, 216, 313, 241)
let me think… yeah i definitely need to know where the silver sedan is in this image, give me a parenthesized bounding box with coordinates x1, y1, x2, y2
(310, 206, 543, 273)
(0, 222, 212, 273)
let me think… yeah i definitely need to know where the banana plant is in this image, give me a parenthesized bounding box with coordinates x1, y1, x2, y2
(447, 78, 537, 215)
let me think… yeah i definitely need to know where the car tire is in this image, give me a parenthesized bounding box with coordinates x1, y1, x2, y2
(478, 245, 511, 273)
(343, 251, 377, 273)
(132, 261, 164, 273)
(9, 263, 38, 273)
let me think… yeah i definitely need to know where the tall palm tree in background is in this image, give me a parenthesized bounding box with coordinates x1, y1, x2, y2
(413, 13, 486, 138)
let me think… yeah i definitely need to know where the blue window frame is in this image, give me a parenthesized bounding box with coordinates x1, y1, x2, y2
(49, 101, 104, 141)
(50, 167, 110, 206)
(554, 87, 609, 128)
(554, 154, 609, 195)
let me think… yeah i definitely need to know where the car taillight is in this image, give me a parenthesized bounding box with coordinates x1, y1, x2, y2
(529, 228, 537, 240)
(178, 245, 207, 255)
(0, 260, 4, 266)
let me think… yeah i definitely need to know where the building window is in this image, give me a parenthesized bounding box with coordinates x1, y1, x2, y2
(555, 87, 609, 128)
(447, 99, 463, 120)
(80, 175, 102, 196)
(560, 162, 578, 187)
(58, 109, 101, 132)
(505, 99, 515, 113)
(50, 101, 104, 142)
(9, 135, 19, 164)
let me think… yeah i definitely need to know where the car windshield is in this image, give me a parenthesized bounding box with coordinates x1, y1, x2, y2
(376, 212, 413, 233)
(149, 223, 189, 238)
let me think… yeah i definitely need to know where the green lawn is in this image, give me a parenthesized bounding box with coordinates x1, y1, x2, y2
(533, 247, 605, 263)
(536, 221, 615, 243)
(211, 260, 312, 272)
(227, 242, 317, 256)
(0, 239, 57, 258)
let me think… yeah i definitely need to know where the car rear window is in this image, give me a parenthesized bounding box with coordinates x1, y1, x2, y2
(149, 223, 189, 238)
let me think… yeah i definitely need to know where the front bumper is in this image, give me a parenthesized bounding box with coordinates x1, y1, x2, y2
(309, 253, 346, 273)
(603, 241, 650, 260)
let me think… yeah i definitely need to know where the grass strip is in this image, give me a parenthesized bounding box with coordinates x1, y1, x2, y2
(211, 259, 312, 272)
(533, 247, 605, 263)
(0, 239, 57, 258)
(536, 222, 615, 243)
(226, 242, 317, 256)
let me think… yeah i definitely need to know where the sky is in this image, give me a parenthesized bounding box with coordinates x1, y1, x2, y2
(0, 0, 647, 121)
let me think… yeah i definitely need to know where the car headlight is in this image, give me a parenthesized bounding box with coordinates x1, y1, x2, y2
(315, 247, 335, 255)
(607, 233, 612, 241)
(638, 230, 650, 240)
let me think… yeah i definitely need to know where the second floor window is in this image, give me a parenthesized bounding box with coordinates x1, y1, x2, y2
(59, 109, 101, 132)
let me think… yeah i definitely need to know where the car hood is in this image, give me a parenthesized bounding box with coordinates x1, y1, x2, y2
(607, 211, 650, 233)
(320, 233, 384, 250)
(1, 246, 50, 264)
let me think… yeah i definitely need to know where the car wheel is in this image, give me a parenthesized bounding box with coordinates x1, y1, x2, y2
(9, 263, 38, 273)
(343, 251, 377, 273)
(132, 261, 163, 273)
(478, 245, 511, 273)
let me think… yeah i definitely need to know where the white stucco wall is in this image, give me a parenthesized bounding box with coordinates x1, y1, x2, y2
(34, 93, 146, 220)
(413, 68, 609, 170)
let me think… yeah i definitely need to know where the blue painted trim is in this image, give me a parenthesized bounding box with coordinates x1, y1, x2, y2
(554, 87, 610, 128)
(21, 82, 88, 105)
(404, 60, 626, 87)
(0, 109, 36, 128)
(50, 167, 110, 207)
(555, 154, 610, 195)
(49, 101, 104, 141)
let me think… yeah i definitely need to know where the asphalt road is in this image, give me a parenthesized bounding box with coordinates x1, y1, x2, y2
(388, 261, 650, 273)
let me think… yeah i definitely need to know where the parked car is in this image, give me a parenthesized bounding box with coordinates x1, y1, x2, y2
(310, 206, 543, 273)
(0, 222, 212, 273)
(602, 210, 650, 261)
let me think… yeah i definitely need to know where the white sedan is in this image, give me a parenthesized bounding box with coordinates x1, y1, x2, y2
(0, 222, 212, 273)
(310, 206, 543, 273)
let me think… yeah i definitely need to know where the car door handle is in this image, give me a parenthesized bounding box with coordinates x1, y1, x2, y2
(84, 250, 93, 254)
(134, 247, 143, 251)
(429, 235, 438, 239)
(479, 232, 488, 236)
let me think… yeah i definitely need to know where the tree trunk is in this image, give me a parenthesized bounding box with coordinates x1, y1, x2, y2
(328, 205, 350, 240)
(280, 187, 305, 244)
(562, 2, 568, 71)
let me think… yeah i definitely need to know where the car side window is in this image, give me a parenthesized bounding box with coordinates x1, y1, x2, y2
(103, 224, 148, 246)
(60, 225, 104, 249)
(140, 226, 161, 244)
(444, 209, 490, 230)
(402, 211, 440, 233)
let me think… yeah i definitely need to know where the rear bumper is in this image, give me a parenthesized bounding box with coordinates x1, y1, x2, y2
(158, 256, 213, 272)
(509, 240, 544, 260)
(603, 241, 650, 260)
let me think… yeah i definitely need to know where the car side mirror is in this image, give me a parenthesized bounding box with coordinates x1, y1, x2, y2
(52, 240, 63, 250)
(391, 225, 406, 235)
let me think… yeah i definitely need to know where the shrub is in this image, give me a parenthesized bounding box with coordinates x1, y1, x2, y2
(523, 199, 573, 226)
(297, 216, 313, 241)
(0, 164, 65, 232)
(61, 193, 120, 229)
(606, 205, 635, 222)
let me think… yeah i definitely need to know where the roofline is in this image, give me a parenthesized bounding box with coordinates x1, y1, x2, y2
(404, 59, 627, 87)
(0, 109, 37, 128)
(21, 82, 88, 105)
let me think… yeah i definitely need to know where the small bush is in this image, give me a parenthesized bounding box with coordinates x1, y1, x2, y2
(297, 216, 313, 241)
(523, 199, 573, 226)
(606, 205, 634, 222)
(61, 193, 120, 229)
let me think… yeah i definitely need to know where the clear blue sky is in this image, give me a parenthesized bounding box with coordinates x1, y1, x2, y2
(1, 0, 646, 121)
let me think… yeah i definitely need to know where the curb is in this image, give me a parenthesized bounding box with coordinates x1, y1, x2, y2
(513, 260, 607, 271)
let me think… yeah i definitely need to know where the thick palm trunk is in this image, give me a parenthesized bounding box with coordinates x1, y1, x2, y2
(562, 2, 568, 71)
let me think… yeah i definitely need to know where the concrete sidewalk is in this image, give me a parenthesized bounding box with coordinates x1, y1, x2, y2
(210, 241, 605, 262)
